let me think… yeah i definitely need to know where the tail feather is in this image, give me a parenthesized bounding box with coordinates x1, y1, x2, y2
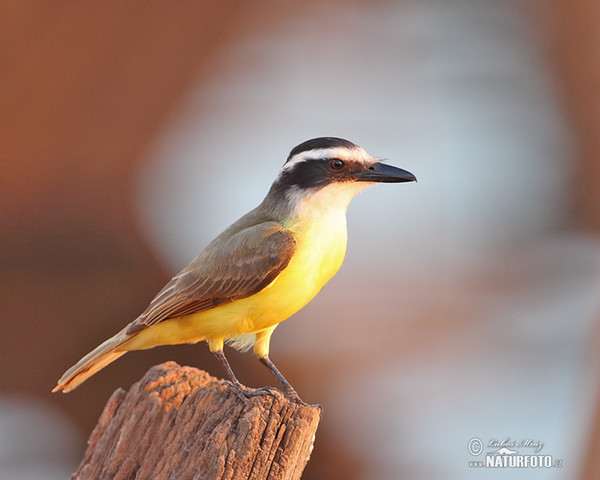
(53, 328, 131, 393)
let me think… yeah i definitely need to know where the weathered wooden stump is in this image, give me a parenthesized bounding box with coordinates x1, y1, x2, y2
(73, 362, 321, 480)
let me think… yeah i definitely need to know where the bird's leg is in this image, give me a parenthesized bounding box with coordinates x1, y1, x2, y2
(213, 349, 281, 406)
(213, 349, 244, 390)
(258, 355, 306, 405)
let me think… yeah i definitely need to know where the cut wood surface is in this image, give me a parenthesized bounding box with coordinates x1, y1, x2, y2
(73, 362, 321, 480)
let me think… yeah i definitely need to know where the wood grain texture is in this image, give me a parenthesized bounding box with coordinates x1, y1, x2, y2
(73, 362, 321, 480)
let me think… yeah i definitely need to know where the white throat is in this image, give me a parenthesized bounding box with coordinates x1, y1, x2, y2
(285, 181, 371, 221)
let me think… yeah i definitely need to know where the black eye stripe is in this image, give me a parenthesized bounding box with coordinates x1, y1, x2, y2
(273, 159, 348, 194)
(268, 157, 361, 199)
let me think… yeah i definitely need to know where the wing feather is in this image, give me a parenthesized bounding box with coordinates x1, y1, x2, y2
(126, 222, 296, 335)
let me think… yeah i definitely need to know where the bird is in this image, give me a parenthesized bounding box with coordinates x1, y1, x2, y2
(53, 137, 416, 403)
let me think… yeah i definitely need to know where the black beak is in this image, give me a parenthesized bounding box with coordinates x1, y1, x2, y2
(355, 162, 417, 183)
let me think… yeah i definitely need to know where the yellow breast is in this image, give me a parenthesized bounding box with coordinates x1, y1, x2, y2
(252, 209, 349, 328)
(195, 209, 348, 337)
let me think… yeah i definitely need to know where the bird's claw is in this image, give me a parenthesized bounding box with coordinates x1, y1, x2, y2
(227, 382, 284, 407)
(283, 388, 309, 406)
(227, 382, 312, 408)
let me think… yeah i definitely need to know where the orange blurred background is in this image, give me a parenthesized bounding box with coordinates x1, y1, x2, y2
(1, 1, 599, 479)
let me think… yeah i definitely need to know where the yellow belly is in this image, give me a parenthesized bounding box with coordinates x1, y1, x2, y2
(127, 214, 348, 351)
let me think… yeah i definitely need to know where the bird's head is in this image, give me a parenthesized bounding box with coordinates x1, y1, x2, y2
(265, 137, 416, 216)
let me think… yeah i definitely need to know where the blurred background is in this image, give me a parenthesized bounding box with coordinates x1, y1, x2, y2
(2, 0, 600, 479)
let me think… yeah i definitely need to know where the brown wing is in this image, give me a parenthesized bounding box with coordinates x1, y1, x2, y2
(125, 222, 296, 335)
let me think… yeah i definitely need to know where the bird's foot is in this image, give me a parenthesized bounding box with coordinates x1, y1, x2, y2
(227, 382, 284, 407)
(226, 382, 312, 408)
(282, 388, 309, 406)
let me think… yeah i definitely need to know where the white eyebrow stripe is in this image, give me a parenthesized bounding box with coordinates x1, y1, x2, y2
(282, 146, 371, 171)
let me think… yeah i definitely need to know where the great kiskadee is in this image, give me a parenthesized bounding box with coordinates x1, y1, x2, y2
(53, 137, 416, 402)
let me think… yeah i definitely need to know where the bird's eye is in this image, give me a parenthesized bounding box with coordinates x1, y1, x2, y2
(330, 159, 344, 170)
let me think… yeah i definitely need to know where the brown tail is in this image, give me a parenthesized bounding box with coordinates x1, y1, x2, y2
(53, 327, 131, 393)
